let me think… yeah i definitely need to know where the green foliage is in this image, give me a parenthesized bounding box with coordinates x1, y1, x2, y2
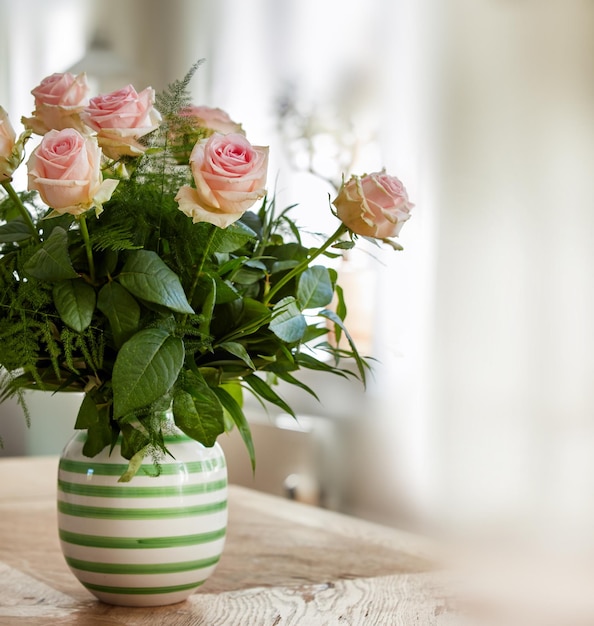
(0, 66, 376, 480)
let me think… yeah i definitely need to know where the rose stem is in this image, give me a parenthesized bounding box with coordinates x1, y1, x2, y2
(0, 180, 40, 243)
(181, 223, 218, 328)
(262, 222, 348, 306)
(77, 214, 96, 283)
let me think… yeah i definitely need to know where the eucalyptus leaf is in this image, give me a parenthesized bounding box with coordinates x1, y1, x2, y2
(270, 296, 306, 343)
(118, 250, 193, 314)
(297, 265, 334, 309)
(53, 279, 96, 332)
(23, 227, 78, 281)
(97, 281, 140, 347)
(112, 328, 185, 418)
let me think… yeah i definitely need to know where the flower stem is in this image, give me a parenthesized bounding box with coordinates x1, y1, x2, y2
(184, 224, 218, 321)
(263, 222, 348, 306)
(77, 214, 95, 283)
(1, 180, 40, 242)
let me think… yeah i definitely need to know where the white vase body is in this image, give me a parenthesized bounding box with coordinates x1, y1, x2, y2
(57, 426, 227, 607)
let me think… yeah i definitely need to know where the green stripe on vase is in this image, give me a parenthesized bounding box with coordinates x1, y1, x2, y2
(58, 478, 227, 498)
(65, 554, 220, 575)
(59, 456, 225, 477)
(59, 527, 226, 549)
(81, 580, 206, 596)
(72, 430, 209, 447)
(58, 499, 227, 520)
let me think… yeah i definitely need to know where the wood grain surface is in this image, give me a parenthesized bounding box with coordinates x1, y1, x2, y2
(0, 456, 460, 625)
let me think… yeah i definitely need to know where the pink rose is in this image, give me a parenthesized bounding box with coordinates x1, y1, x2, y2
(22, 72, 90, 135)
(27, 128, 118, 215)
(175, 133, 269, 228)
(0, 107, 17, 181)
(170, 105, 245, 164)
(180, 106, 244, 136)
(332, 171, 413, 239)
(81, 85, 162, 159)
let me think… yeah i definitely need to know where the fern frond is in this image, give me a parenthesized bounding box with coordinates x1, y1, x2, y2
(91, 225, 140, 252)
(155, 60, 205, 117)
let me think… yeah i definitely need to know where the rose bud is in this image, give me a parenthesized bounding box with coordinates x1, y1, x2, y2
(333, 171, 413, 239)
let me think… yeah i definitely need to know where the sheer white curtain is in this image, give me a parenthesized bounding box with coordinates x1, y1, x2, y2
(432, 0, 594, 545)
(205, 0, 594, 543)
(0, 0, 89, 109)
(205, 0, 435, 523)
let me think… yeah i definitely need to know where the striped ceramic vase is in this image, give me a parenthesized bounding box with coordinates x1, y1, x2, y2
(57, 423, 228, 607)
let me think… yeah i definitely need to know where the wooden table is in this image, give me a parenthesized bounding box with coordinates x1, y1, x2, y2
(0, 456, 454, 625)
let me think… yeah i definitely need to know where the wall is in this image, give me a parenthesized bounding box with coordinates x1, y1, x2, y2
(430, 0, 594, 546)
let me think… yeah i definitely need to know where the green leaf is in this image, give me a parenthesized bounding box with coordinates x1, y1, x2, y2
(97, 281, 141, 348)
(319, 308, 368, 385)
(219, 341, 256, 370)
(233, 266, 265, 285)
(270, 296, 306, 343)
(83, 421, 115, 457)
(0, 219, 34, 242)
(271, 260, 299, 274)
(267, 243, 308, 263)
(112, 328, 185, 418)
(215, 220, 257, 253)
(295, 352, 351, 378)
(23, 227, 78, 281)
(53, 279, 96, 332)
(118, 250, 193, 314)
(219, 298, 272, 343)
(213, 386, 255, 471)
(219, 382, 241, 431)
(117, 448, 147, 483)
(244, 373, 295, 418)
(332, 240, 356, 250)
(75, 395, 113, 457)
(333, 283, 347, 344)
(274, 370, 320, 401)
(74, 393, 100, 429)
(199, 276, 216, 337)
(297, 266, 334, 309)
(207, 273, 240, 304)
(172, 369, 225, 446)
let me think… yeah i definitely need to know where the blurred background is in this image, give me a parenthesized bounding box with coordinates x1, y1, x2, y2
(1, 0, 594, 551)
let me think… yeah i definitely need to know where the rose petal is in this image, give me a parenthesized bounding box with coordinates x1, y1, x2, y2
(175, 186, 245, 227)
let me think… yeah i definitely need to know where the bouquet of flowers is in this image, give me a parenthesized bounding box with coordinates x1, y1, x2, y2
(0, 63, 412, 477)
